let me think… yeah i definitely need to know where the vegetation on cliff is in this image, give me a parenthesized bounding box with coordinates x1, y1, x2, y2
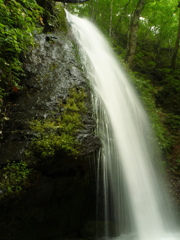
(0, 86, 87, 200)
(28, 87, 87, 159)
(0, 161, 32, 200)
(0, 0, 93, 202)
(0, 0, 44, 99)
(0, 0, 43, 200)
(0, 0, 73, 200)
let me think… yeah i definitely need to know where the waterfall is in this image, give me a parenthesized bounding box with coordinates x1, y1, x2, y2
(65, 11, 179, 240)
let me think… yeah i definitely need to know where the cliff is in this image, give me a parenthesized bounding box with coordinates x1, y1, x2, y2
(0, 2, 99, 239)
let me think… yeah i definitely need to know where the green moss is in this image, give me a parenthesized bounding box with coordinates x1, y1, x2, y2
(49, 62, 58, 71)
(54, 2, 68, 33)
(42, 1, 67, 33)
(0, 0, 44, 97)
(0, 161, 32, 200)
(29, 87, 87, 159)
(0, 1, 67, 99)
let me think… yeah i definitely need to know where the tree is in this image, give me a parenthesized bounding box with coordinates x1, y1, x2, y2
(171, 2, 180, 69)
(125, 0, 146, 67)
(69, 0, 180, 68)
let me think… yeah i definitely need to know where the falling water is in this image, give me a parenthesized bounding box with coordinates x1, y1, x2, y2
(65, 11, 179, 240)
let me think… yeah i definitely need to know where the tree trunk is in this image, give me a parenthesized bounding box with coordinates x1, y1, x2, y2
(109, 0, 113, 37)
(115, 0, 132, 33)
(125, 0, 146, 68)
(171, 7, 180, 69)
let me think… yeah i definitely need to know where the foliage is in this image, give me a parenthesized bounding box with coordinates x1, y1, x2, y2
(129, 71, 172, 151)
(47, 2, 67, 32)
(0, 161, 32, 199)
(0, 0, 43, 98)
(68, 0, 180, 166)
(69, 0, 180, 67)
(156, 68, 180, 115)
(142, 0, 179, 48)
(29, 88, 87, 158)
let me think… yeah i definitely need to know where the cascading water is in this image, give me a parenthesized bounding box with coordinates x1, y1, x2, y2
(65, 10, 179, 240)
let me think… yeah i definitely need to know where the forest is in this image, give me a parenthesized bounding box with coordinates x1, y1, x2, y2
(69, 0, 180, 194)
(0, 0, 179, 219)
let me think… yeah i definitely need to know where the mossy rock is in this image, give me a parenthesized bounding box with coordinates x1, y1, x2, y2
(28, 87, 87, 159)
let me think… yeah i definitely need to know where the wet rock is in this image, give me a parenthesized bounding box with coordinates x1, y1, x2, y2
(0, 20, 99, 240)
(0, 31, 99, 163)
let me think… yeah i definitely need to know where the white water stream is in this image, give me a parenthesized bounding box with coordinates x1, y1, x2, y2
(65, 11, 179, 240)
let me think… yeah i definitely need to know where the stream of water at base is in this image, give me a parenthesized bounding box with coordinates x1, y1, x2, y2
(65, 10, 179, 240)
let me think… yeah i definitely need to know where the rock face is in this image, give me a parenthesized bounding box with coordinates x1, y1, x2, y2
(0, 10, 100, 240)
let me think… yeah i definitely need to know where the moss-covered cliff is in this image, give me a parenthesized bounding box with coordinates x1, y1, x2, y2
(0, 1, 100, 239)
